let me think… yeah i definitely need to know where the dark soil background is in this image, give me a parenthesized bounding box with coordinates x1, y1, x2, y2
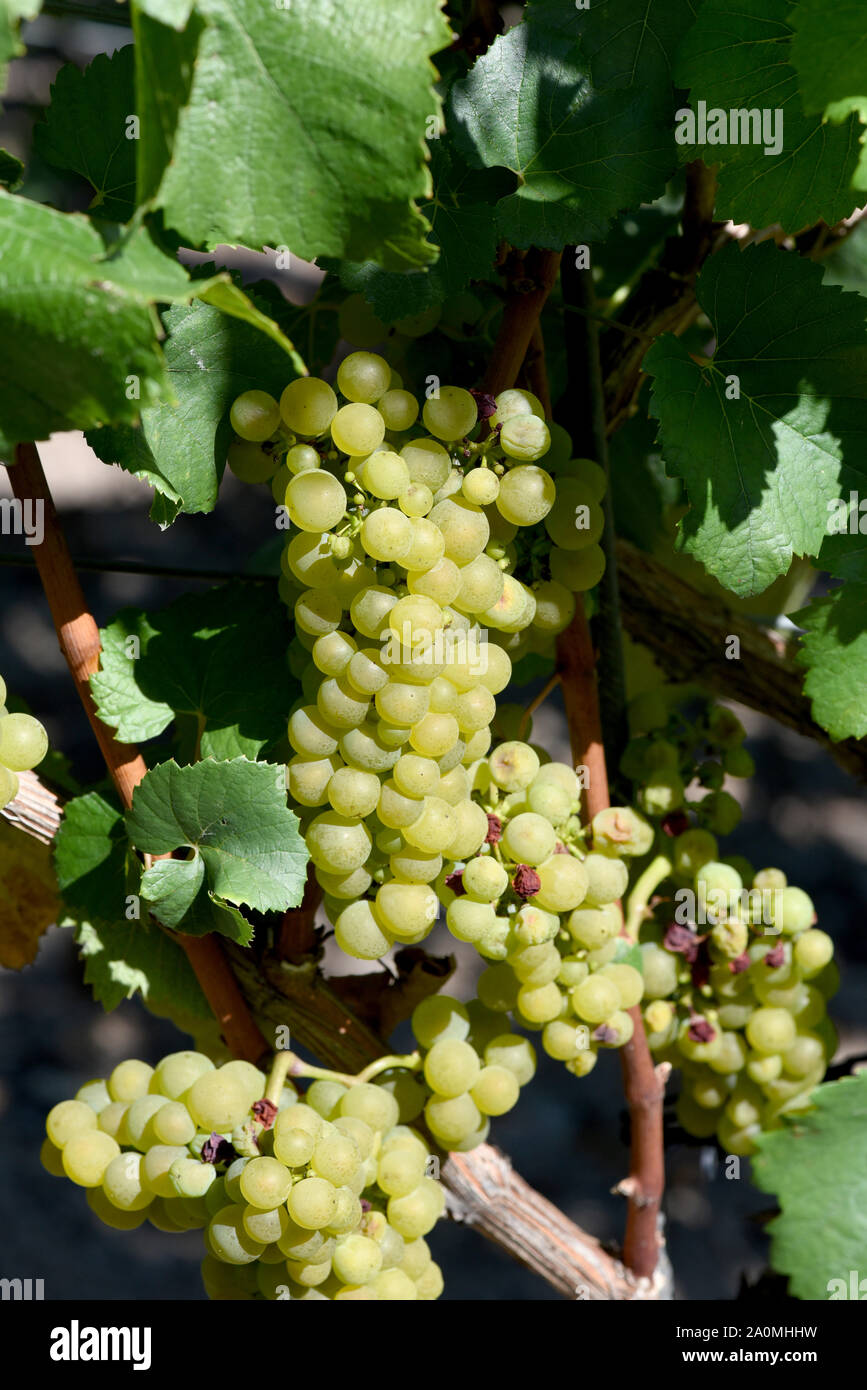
(1, 4, 865, 1303)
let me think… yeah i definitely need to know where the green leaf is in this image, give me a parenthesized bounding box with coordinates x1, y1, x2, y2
(54, 791, 134, 924)
(791, 0, 867, 117)
(87, 297, 300, 523)
(645, 241, 867, 596)
(330, 142, 514, 322)
(675, 0, 863, 233)
(126, 758, 308, 933)
(135, 0, 194, 26)
(752, 1073, 867, 1300)
(33, 47, 137, 223)
(70, 911, 212, 1023)
(0, 0, 40, 90)
(794, 585, 867, 740)
(450, 16, 676, 250)
(90, 581, 296, 759)
(612, 938, 644, 971)
(0, 147, 22, 189)
(0, 196, 182, 449)
(138, 855, 253, 941)
(134, 0, 451, 269)
(531, 0, 699, 92)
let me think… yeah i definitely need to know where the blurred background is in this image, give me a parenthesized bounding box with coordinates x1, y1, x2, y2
(1, 2, 866, 1303)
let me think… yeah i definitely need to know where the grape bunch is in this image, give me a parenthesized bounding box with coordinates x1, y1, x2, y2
(42, 1051, 445, 1301)
(638, 841, 837, 1155)
(0, 673, 48, 808)
(225, 362, 607, 963)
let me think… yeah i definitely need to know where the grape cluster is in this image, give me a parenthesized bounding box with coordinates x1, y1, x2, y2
(0, 674, 48, 808)
(226, 363, 607, 962)
(638, 843, 837, 1155)
(42, 1052, 445, 1300)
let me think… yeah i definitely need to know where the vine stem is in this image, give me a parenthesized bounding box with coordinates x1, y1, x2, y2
(7, 444, 269, 1066)
(281, 1050, 422, 1088)
(552, 258, 666, 1279)
(480, 248, 562, 396)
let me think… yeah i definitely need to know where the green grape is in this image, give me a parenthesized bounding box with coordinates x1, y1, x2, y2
(332, 403, 386, 456)
(598, 962, 644, 1009)
(596, 1010, 634, 1047)
(227, 440, 277, 483)
(745, 1008, 797, 1055)
(422, 386, 478, 441)
(238, 1156, 291, 1210)
(583, 852, 628, 906)
(591, 806, 653, 857)
(782, 1032, 825, 1078)
(86, 1186, 148, 1231)
(517, 981, 562, 1024)
(462, 467, 500, 506)
(337, 350, 391, 403)
(286, 470, 347, 533)
(425, 1093, 482, 1148)
(108, 1059, 154, 1103)
(411, 996, 471, 1049)
(531, 580, 575, 635)
(61, 1131, 120, 1187)
(549, 543, 606, 592)
(501, 812, 556, 865)
(753, 867, 787, 892)
(565, 1049, 598, 1078)
(306, 811, 372, 872)
(288, 754, 341, 808)
(532, 854, 588, 912)
(334, 900, 392, 960)
(375, 680, 431, 726)
(75, 1079, 111, 1113)
(169, 1157, 216, 1199)
(103, 1152, 154, 1211)
(489, 389, 544, 428)
(338, 294, 386, 348)
(542, 1020, 587, 1062)
(399, 482, 434, 517)
(286, 1177, 338, 1231)
(484, 1034, 536, 1086)
(429, 497, 490, 564)
(124, 1094, 168, 1149)
(332, 1233, 384, 1285)
(499, 418, 551, 464)
(376, 880, 439, 939)
(312, 630, 357, 677)
(423, 1039, 481, 1098)
(96, 1102, 127, 1140)
(339, 1083, 400, 1132)
(454, 554, 505, 614)
(416, 1262, 445, 1300)
(374, 1268, 418, 1299)
(672, 828, 719, 878)
(408, 712, 460, 758)
(294, 587, 342, 636)
(0, 714, 50, 776)
(793, 929, 833, 977)
(462, 855, 509, 901)
(0, 764, 18, 808)
(446, 897, 497, 943)
(286, 443, 321, 475)
(676, 1094, 722, 1139)
(311, 1132, 362, 1186)
(544, 480, 604, 550)
(362, 451, 411, 499)
(230, 389, 280, 442)
(567, 902, 621, 950)
(470, 1065, 520, 1116)
(379, 388, 419, 433)
(701, 790, 742, 835)
(327, 766, 380, 819)
(401, 438, 452, 491)
(495, 466, 555, 527)
(280, 377, 339, 436)
(46, 1099, 99, 1149)
(557, 956, 589, 989)
(769, 886, 815, 935)
(209, 1205, 265, 1264)
(187, 1070, 251, 1132)
(345, 647, 389, 696)
(571, 976, 622, 1024)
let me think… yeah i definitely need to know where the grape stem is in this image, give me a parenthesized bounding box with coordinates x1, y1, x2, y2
(624, 854, 673, 940)
(518, 670, 562, 739)
(282, 1050, 422, 1087)
(264, 1049, 294, 1105)
(8, 443, 270, 1068)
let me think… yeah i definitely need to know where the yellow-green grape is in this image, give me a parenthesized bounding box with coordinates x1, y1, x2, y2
(598, 962, 644, 1009)
(141, 1144, 189, 1198)
(672, 828, 719, 878)
(484, 1034, 536, 1085)
(46, 1099, 98, 1150)
(229, 390, 280, 442)
(103, 1152, 154, 1211)
(337, 350, 391, 404)
(793, 929, 833, 977)
(424, 1039, 481, 1098)
(286, 1176, 337, 1231)
(286, 443, 320, 475)
(559, 457, 606, 500)
(769, 886, 816, 935)
(502, 812, 557, 865)
(422, 386, 478, 441)
(123, 1095, 168, 1149)
(595, 1011, 634, 1047)
(377, 779, 424, 830)
(61, 1130, 120, 1187)
(480, 573, 534, 632)
(286, 470, 347, 533)
(0, 763, 18, 807)
(360, 508, 413, 562)
(294, 588, 342, 637)
(402, 796, 458, 852)
(639, 942, 679, 999)
(362, 450, 411, 500)
(375, 881, 438, 939)
(532, 854, 588, 912)
(543, 478, 604, 550)
(517, 981, 562, 1023)
(408, 712, 460, 758)
(334, 900, 392, 960)
(443, 800, 489, 858)
(429, 496, 490, 564)
(208, 1205, 265, 1264)
(453, 554, 505, 615)
(424, 1092, 482, 1148)
(186, 1070, 252, 1132)
(108, 1059, 154, 1103)
(489, 388, 544, 428)
(571, 975, 622, 1024)
(782, 1033, 825, 1078)
(542, 1020, 588, 1062)
(511, 943, 561, 987)
(470, 1065, 520, 1116)
(531, 580, 575, 635)
(412, 995, 471, 1048)
(499, 415, 551, 463)
(489, 740, 540, 791)
(378, 388, 419, 432)
(331, 402, 386, 456)
(511, 902, 560, 947)
(462, 468, 499, 506)
(312, 630, 357, 677)
(582, 852, 628, 907)
(746, 1007, 797, 1055)
(288, 754, 341, 807)
(393, 752, 441, 798)
(345, 648, 389, 697)
(754, 866, 787, 892)
(375, 680, 431, 727)
(591, 806, 654, 857)
(376, 1146, 427, 1199)
(227, 440, 278, 483)
(97, 1102, 128, 1140)
(549, 543, 606, 592)
(238, 1156, 292, 1210)
(557, 956, 589, 988)
(462, 855, 509, 901)
(400, 438, 452, 491)
(280, 377, 338, 437)
(406, 556, 462, 606)
(446, 897, 497, 944)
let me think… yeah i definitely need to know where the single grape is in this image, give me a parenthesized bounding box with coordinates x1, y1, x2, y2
(230, 390, 280, 442)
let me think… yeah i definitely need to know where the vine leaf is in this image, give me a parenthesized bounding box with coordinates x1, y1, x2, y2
(0, 0, 40, 91)
(126, 758, 308, 939)
(71, 912, 213, 1023)
(752, 1074, 867, 1300)
(33, 47, 138, 223)
(645, 241, 867, 597)
(87, 298, 300, 524)
(135, 0, 194, 26)
(675, 0, 863, 232)
(54, 791, 135, 923)
(790, 0, 867, 118)
(133, 0, 450, 270)
(794, 585, 867, 741)
(530, 0, 699, 92)
(450, 11, 677, 250)
(90, 582, 296, 760)
(329, 142, 514, 322)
